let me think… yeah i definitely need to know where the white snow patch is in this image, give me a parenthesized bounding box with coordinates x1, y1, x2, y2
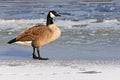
(0, 62, 120, 80)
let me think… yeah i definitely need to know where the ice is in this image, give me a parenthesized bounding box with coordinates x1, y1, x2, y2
(0, 19, 45, 30)
(86, 19, 120, 30)
(0, 19, 119, 32)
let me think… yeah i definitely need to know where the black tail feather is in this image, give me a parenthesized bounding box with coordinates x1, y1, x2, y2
(8, 38, 16, 44)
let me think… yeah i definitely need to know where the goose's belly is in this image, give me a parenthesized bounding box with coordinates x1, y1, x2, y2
(41, 32, 61, 46)
(40, 29, 61, 46)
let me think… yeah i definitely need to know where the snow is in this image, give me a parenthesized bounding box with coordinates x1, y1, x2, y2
(0, 60, 120, 80)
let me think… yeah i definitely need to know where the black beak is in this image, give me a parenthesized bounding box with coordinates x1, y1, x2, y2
(56, 14, 61, 16)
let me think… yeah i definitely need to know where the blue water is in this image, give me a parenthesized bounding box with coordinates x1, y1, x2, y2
(0, 0, 120, 62)
(0, 0, 120, 20)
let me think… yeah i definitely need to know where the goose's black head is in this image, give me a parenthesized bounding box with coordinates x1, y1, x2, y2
(48, 10, 60, 18)
(47, 10, 60, 26)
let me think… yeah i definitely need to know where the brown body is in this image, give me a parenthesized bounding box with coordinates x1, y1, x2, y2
(15, 24, 61, 48)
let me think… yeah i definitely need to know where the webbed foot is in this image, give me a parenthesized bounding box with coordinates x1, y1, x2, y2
(38, 57, 49, 60)
(33, 54, 39, 59)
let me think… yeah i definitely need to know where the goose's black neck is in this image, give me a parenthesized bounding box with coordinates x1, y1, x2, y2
(46, 14, 54, 26)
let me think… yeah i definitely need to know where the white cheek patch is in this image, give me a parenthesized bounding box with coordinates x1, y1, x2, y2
(15, 41, 32, 46)
(50, 12, 55, 18)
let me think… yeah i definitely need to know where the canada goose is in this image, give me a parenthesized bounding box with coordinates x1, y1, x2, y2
(8, 10, 61, 60)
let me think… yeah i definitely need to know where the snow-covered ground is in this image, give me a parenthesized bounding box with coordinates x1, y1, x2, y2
(0, 60, 120, 80)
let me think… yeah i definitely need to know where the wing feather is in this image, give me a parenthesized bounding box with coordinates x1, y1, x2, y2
(16, 25, 52, 41)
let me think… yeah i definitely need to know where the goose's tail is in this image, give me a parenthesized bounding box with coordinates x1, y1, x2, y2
(8, 38, 16, 44)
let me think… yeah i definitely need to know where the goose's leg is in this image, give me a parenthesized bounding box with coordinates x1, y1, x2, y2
(37, 47, 49, 60)
(32, 47, 38, 59)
